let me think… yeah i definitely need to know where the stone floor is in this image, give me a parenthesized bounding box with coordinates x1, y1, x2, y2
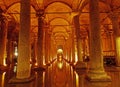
(0, 60, 120, 87)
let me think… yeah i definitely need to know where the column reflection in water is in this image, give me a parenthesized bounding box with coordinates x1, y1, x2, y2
(75, 71, 79, 87)
(35, 71, 45, 87)
(0, 72, 6, 87)
(45, 59, 76, 87)
(75, 71, 85, 87)
(86, 82, 111, 87)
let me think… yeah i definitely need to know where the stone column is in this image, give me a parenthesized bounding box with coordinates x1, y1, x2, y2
(16, 0, 31, 79)
(0, 9, 8, 68)
(48, 33, 51, 63)
(36, 10, 44, 69)
(110, 13, 120, 66)
(74, 15, 86, 68)
(44, 26, 49, 65)
(7, 35, 13, 66)
(71, 26, 75, 64)
(32, 38, 37, 66)
(86, 0, 111, 81)
(66, 37, 71, 61)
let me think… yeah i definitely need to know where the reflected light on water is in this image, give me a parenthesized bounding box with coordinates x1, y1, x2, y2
(75, 71, 79, 87)
(43, 72, 45, 87)
(2, 72, 6, 87)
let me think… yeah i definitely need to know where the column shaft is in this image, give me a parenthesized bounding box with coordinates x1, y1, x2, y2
(0, 15, 8, 67)
(74, 15, 83, 62)
(45, 27, 49, 64)
(32, 38, 37, 66)
(16, 0, 31, 79)
(74, 15, 86, 68)
(7, 36, 13, 66)
(37, 13, 44, 68)
(87, 0, 111, 81)
(111, 14, 120, 66)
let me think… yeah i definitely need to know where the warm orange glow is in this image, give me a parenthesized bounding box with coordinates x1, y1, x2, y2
(14, 46, 18, 56)
(75, 71, 79, 87)
(2, 72, 6, 87)
(58, 56, 62, 61)
(75, 51, 78, 63)
(43, 56, 46, 66)
(3, 59, 7, 66)
(57, 49, 63, 54)
(57, 62, 63, 69)
(43, 71, 45, 87)
(14, 52, 18, 56)
(13, 65, 17, 72)
(35, 62, 38, 66)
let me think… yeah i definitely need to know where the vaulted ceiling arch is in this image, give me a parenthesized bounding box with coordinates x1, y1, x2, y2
(44, 1, 72, 10)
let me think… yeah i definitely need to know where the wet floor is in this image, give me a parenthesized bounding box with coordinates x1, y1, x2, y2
(0, 59, 120, 87)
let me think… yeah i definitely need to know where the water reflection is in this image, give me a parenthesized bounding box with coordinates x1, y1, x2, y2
(0, 60, 120, 87)
(48, 59, 71, 87)
(86, 82, 111, 87)
(1, 72, 6, 87)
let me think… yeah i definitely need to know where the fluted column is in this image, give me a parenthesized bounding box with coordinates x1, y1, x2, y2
(0, 9, 8, 68)
(86, 0, 111, 81)
(36, 10, 44, 69)
(16, 0, 31, 79)
(110, 13, 120, 66)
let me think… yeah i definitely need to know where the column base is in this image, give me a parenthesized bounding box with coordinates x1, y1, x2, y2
(8, 75, 35, 84)
(33, 66, 46, 71)
(73, 61, 87, 69)
(86, 71, 111, 82)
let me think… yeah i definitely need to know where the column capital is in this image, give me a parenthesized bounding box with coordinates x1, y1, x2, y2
(109, 12, 119, 20)
(36, 9, 44, 18)
(0, 7, 7, 22)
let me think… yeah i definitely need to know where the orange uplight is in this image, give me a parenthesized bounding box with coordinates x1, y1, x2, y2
(75, 51, 78, 62)
(35, 62, 38, 66)
(43, 56, 46, 66)
(3, 59, 7, 66)
(75, 71, 79, 87)
(2, 72, 6, 87)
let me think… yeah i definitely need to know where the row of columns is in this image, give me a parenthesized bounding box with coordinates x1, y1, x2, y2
(0, 0, 120, 82)
(72, 0, 115, 81)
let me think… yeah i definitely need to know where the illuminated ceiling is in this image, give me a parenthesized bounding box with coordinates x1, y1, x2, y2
(0, 0, 120, 45)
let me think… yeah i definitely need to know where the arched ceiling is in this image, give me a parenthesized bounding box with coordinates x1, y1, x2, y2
(0, 0, 120, 46)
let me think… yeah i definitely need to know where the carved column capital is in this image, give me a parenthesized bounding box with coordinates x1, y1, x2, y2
(36, 9, 44, 18)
